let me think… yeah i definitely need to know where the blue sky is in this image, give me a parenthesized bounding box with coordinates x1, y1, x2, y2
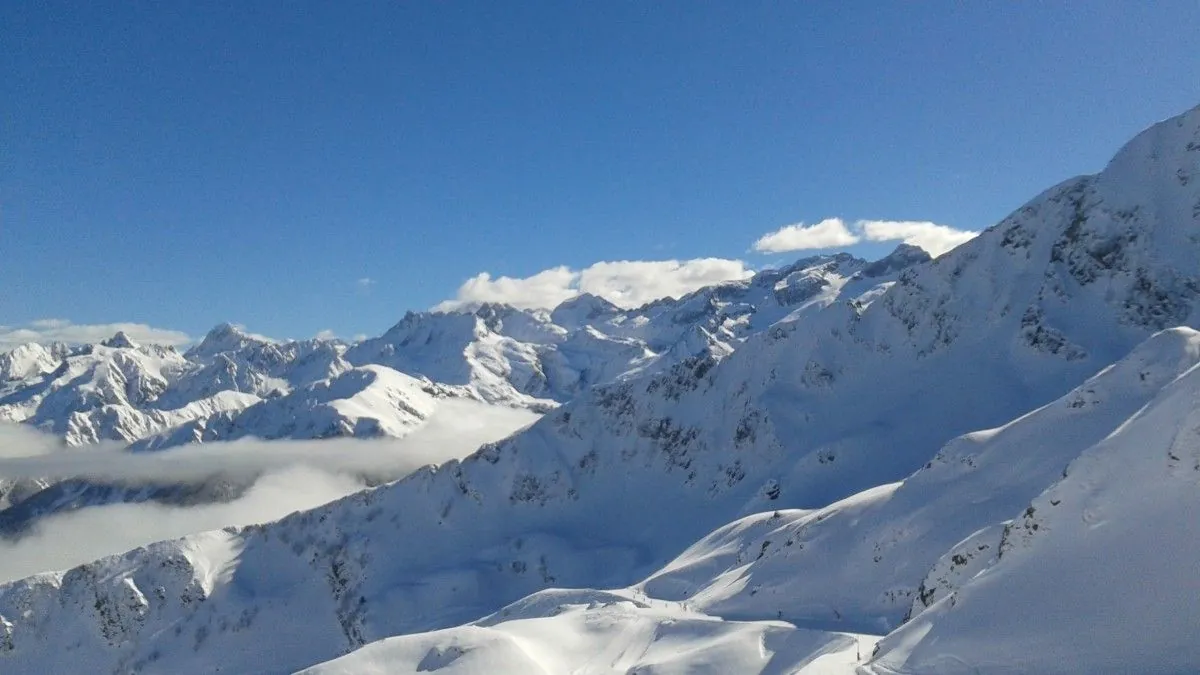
(4, 2, 1200, 345)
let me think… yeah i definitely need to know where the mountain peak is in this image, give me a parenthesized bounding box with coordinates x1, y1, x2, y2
(1104, 101, 1200, 172)
(551, 293, 621, 327)
(858, 243, 932, 278)
(100, 331, 139, 349)
(186, 323, 272, 359)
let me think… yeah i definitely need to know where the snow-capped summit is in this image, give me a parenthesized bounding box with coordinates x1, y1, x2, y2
(549, 292, 621, 329)
(99, 331, 139, 349)
(857, 243, 931, 278)
(184, 323, 273, 362)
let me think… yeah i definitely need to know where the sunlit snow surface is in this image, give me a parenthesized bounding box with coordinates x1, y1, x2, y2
(303, 589, 878, 675)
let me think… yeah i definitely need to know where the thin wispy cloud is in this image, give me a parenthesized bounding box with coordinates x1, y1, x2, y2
(434, 258, 754, 311)
(753, 218, 979, 257)
(356, 278, 376, 294)
(0, 320, 191, 352)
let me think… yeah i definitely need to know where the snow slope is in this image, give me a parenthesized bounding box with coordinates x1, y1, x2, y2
(300, 588, 878, 675)
(865, 334, 1200, 674)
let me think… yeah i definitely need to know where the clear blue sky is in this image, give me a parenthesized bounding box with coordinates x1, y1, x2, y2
(5, 2, 1200, 342)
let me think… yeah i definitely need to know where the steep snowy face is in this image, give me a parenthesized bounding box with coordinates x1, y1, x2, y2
(345, 310, 559, 406)
(875, 104, 1200, 367)
(581, 253, 874, 349)
(646, 103, 1200, 506)
(866, 340, 1200, 674)
(185, 324, 350, 394)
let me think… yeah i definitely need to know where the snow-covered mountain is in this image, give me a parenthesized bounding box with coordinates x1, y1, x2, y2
(343, 251, 892, 406)
(1, 252, 901, 450)
(0, 103, 1196, 674)
(0, 252, 910, 539)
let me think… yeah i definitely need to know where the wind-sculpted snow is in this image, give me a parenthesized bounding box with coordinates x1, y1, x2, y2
(0, 104, 1196, 673)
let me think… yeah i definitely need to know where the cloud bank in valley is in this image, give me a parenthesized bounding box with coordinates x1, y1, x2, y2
(434, 258, 754, 311)
(753, 218, 979, 256)
(0, 399, 539, 583)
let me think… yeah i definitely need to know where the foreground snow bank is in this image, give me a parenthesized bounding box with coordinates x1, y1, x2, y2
(300, 588, 879, 675)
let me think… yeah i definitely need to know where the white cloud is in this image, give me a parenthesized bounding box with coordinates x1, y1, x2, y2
(0, 399, 539, 582)
(434, 259, 753, 312)
(435, 266, 578, 312)
(856, 219, 980, 256)
(0, 320, 191, 352)
(0, 399, 538, 485)
(752, 218, 979, 257)
(0, 466, 358, 584)
(356, 278, 376, 294)
(578, 259, 753, 308)
(314, 329, 338, 340)
(752, 218, 861, 253)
